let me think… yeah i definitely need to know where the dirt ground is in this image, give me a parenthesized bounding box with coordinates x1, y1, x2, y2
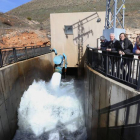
(0, 29, 50, 48)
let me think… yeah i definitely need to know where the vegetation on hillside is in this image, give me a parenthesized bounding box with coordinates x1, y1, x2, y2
(7, 0, 140, 29)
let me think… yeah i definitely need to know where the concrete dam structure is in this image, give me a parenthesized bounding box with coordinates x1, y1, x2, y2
(85, 66, 140, 140)
(0, 1, 139, 139)
(0, 50, 139, 140)
(0, 53, 54, 140)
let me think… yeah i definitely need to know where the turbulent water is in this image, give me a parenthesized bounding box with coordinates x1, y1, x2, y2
(13, 73, 87, 140)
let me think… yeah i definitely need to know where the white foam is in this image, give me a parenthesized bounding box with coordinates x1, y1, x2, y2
(50, 72, 61, 88)
(13, 75, 86, 140)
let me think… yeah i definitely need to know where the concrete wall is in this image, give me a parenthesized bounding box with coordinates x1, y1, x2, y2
(85, 65, 140, 140)
(51, 12, 105, 67)
(0, 53, 53, 140)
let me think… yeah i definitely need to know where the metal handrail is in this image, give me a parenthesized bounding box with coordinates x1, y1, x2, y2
(86, 46, 140, 56)
(86, 46, 140, 91)
(0, 45, 51, 67)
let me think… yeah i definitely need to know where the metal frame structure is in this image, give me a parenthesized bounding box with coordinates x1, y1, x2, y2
(105, 0, 125, 29)
(103, 0, 126, 40)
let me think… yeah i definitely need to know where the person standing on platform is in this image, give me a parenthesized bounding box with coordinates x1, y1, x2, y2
(106, 33, 121, 76)
(119, 33, 133, 81)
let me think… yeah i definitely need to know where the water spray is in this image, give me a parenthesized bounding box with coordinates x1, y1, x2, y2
(50, 48, 68, 87)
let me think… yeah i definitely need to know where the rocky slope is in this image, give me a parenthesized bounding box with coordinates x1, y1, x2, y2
(0, 29, 50, 48)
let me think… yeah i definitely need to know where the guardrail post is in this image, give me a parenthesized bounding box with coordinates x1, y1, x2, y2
(0, 49, 3, 67)
(86, 48, 88, 64)
(105, 51, 108, 76)
(92, 49, 94, 67)
(33, 46, 35, 57)
(40, 46, 42, 54)
(86, 48, 88, 63)
(137, 71, 140, 91)
(88, 48, 89, 65)
(25, 47, 28, 59)
(13, 48, 17, 62)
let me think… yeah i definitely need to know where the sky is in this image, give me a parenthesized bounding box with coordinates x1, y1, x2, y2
(0, 0, 32, 13)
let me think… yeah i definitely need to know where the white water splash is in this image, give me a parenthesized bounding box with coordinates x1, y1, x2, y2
(50, 72, 61, 88)
(13, 74, 87, 140)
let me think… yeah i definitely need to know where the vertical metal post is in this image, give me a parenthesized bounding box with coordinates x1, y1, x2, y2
(136, 101, 140, 124)
(125, 106, 130, 125)
(88, 48, 89, 65)
(137, 68, 140, 91)
(13, 48, 17, 62)
(40, 46, 42, 54)
(92, 49, 94, 67)
(107, 0, 111, 28)
(113, 0, 117, 28)
(25, 47, 27, 59)
(123, 4, 125, 29)
(105, 0, 111, 29)
(105, 0, 108, 29)
(0, 49, 3, 67)
(33, 46, 35, 57)
(105, 0, 125, 29)
(106, 51, 108, 76)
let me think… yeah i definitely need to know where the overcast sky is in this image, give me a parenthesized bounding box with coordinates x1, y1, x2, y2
(0, 0, 31, 13)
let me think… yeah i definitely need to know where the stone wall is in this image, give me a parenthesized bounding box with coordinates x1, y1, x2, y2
(0, 53, 53, 140)
(126, 28, 140, 45)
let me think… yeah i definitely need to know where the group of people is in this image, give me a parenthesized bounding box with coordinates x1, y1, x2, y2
(100, 33, 140, 56)
(100, 33, 140, 80)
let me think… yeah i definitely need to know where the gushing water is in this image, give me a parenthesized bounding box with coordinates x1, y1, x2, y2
(50, 72, 62, 88)
(13, 72, 87, 140)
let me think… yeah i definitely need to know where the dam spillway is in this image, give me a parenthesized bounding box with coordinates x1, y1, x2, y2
(13, 78, 86, 140)
(0, 52, 140, 140)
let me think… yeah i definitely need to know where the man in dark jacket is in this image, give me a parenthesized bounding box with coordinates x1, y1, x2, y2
(119, 33, 134, 81)
(106, 33, 121, 76)
(106, 33, 121, 52)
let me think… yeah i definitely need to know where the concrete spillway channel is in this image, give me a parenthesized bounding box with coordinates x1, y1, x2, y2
(0, 53, 86, 140)
(0, 53, 54, 140)
(0, 53, 140, 140)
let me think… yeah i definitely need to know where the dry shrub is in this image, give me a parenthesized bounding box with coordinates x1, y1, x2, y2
(2, 20, 12, 26)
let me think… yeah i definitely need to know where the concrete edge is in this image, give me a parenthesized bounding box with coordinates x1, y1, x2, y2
(86, 65, 140, 94)
(0, 53, 52, 71)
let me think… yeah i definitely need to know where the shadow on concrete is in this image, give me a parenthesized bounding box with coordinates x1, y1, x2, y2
(97, 94, 140, 140)
(72, 13, 100, 29)
(71, 13, 100, 70)
(0, 54, 53, 140)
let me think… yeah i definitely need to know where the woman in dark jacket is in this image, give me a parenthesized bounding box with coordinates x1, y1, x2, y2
(119, 33, 134, 81)
(119, 33, 133, 58)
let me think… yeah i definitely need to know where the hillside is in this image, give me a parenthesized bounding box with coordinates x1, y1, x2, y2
(7, 0, 140, 29)
(0, 12, 50, 48)
(0, 0, 139, 48)
(0, 29, 50, 48)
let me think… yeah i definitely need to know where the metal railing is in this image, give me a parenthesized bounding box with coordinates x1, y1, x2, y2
(86, 46, 140, 91)
(0, 45, 51, 67)
(97, 94, 140, 140)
